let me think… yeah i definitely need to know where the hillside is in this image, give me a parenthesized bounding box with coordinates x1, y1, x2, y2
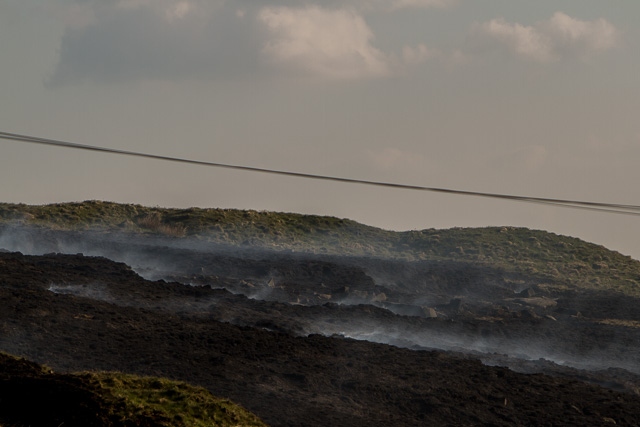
(2, 200, 640, 297)
(2, 202, 640, 425)
(0, 352, 266, 427)
(1, 251, 640, 426)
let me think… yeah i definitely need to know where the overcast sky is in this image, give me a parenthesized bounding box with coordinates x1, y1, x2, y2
(1, 1, 640, 258)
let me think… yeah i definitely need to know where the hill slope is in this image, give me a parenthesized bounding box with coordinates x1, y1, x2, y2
(1, 200, 640, 296)
(0, 352, 267, 427)
(1, 252, 640, 426)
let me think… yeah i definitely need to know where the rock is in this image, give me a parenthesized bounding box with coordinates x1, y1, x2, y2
(518, 287, 536, 298)
(423, 307, 438, 318)
(371, 292, 387, 302)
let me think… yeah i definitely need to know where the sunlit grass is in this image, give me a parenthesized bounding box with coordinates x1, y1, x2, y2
(0, 351, 267, 427)
(88, 372, 268, 427)
(2, 200, 640, 296)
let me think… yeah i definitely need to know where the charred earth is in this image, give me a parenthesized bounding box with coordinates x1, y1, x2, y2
(0, 242, 640, 426)
(2, 203, 640, 425)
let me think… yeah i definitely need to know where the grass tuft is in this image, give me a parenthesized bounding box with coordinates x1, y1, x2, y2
(88, 372, 268, 427)
(136, 212, 187, 237)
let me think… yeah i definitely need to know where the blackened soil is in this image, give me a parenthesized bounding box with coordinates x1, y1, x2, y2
(2, 251, 640, 426)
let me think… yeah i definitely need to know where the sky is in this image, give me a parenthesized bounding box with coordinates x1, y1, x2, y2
(1, 0, 640, 258)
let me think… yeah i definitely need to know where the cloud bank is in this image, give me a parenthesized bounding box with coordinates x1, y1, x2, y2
(474, 12, 619, 62)
(258, 6, 391, 80)
(48, 2, 619, 86)
(48, 0, 446, 85)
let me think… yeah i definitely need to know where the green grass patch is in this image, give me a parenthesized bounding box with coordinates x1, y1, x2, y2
(3, 201, 640, 297)
(88, 372, 267, 427)
(0, 351, 267, 427)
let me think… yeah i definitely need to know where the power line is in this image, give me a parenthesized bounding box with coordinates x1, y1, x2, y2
(2, 130, 640, 216)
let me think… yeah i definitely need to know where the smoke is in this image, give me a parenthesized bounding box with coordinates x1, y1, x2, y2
(48, 283, 112, 302)
(2, 222, 640, 379)
(304, 313, 640, 375)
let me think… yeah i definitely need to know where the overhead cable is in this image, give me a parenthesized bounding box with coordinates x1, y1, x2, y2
(2, 130, 640, 216)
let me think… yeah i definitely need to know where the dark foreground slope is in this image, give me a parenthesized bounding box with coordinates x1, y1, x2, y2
(2, 251, 640, 426)
(0, 353, 267, 427)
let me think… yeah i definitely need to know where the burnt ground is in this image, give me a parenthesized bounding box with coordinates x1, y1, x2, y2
(2, 229, 640, 425)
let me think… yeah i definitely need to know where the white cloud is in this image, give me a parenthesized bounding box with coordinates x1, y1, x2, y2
(545, 12, 618, 53)
(478, 18, 555, 62)
(258, 6, 391, 80)
(474, 12, 619, 62)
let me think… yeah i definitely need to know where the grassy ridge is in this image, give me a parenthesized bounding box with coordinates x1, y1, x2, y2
(1, 201, 640, 296)
(0, 351, 267, 427)
(88, 372, 268, 427)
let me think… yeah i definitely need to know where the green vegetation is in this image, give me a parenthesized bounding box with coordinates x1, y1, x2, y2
(0, 351, 267, 427)
(2, 201, 640, 296)
(88, 372, 268, 427)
